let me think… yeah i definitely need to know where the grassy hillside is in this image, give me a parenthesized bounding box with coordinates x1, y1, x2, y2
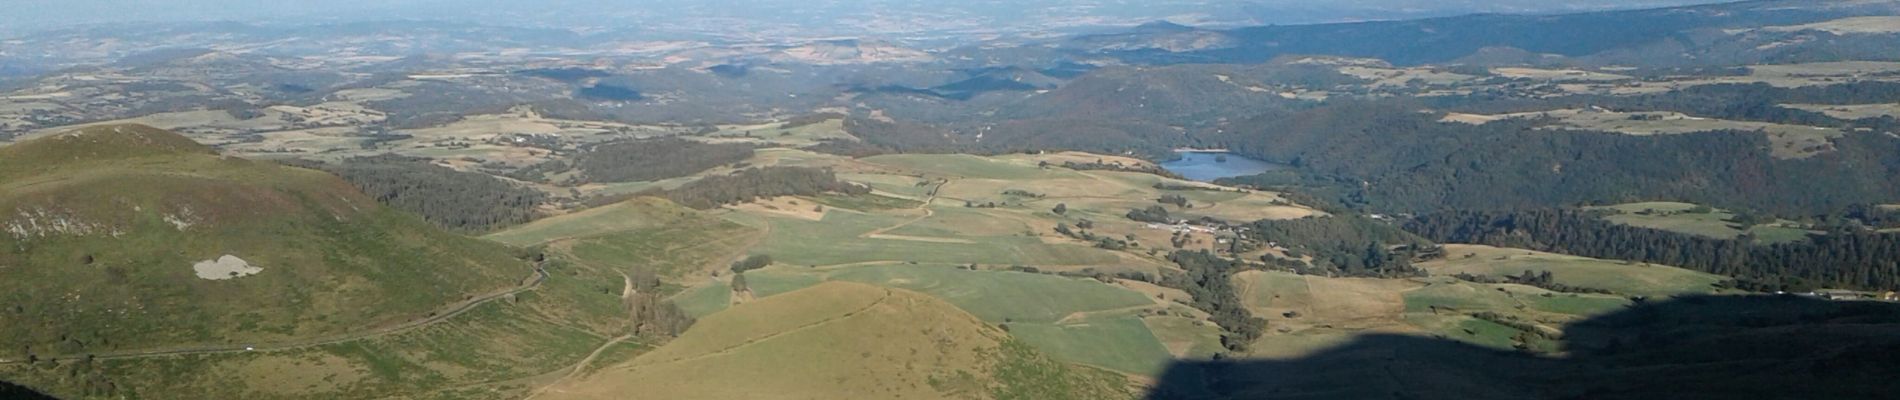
(725, 152, 1313, 269)
(541, 282, 1134, 400)
(0, 125, 530, 361)
(650, 151, 1317, 376)
(1419, 244, 1729, 297)
(485, 197, 762, 284)
(1233, 245, 1729, 358)
(0, 250, 639, 399)
(0, 124, 212, 177)
(669, 263, 1216, 376)
(1588, 201, 1812, 244)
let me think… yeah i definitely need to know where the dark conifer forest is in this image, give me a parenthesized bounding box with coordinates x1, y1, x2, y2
(1216, 101, 1900, 216)
(288, 156, 547, 232)
(1405, 209, 1900, 292)
(658, 167, 869, 209)
(576, 138, 755, 183)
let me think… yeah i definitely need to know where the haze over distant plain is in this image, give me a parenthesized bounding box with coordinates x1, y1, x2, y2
(0, 0, 1736, 36)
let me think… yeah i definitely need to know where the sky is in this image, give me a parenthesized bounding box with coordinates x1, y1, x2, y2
(0, 0, 1736, 34)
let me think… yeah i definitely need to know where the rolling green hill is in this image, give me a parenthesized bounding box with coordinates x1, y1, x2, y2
(0, 124, 530, 362)
(541, 282, 1135, 400)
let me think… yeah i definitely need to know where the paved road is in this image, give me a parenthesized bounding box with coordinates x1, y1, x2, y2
(0, 266, 549, 365)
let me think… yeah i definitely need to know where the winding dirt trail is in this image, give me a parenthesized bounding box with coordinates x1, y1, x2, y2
(1053, 304, 1164, 325)
(860, 180, 972, 244)
(522, 334, 639, 399)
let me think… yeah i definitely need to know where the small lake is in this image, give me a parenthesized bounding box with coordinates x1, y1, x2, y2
(1160, 151, 1285, 182)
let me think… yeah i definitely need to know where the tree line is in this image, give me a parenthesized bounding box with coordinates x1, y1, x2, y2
(1150, 217, 1437, 355)
(1243, 216, 1429, 278)
(1405, 209, 1900, 292)
(1451, 271, 1616, 295)
(656, 166, 869, 209)
(1159, 251, 1267, 354)
(626, 265, 694, 338)
(575, 138, 755, 183)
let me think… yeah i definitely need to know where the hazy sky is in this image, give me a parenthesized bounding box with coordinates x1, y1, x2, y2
(0, 0, 1735, 33)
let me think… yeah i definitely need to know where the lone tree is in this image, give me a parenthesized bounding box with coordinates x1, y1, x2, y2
(1053, 203, 1068, 215)
(731, 272, 750, 293)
